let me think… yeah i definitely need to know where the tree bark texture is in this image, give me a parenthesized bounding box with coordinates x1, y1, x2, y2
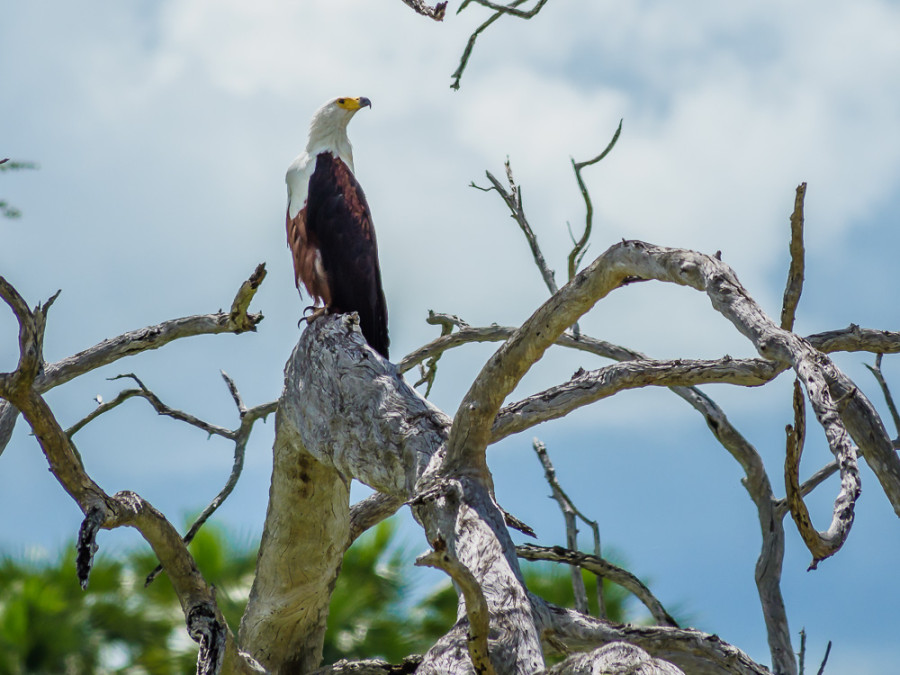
(245, 311, 768, 674)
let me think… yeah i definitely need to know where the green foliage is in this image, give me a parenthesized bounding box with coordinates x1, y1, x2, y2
(0, 520, 657, 671)
(323, 519, 420, 660)
(0, 159, 38, 219)
(0, 549, 173, 675)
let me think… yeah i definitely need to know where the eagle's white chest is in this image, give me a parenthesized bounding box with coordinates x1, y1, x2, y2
(286, 153, 314, 220)
(286, 140, 356, 220)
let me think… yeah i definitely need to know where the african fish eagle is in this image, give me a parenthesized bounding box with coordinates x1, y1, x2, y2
(285, 96, 389, 358)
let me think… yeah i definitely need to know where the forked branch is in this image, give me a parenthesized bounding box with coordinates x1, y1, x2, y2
(0, 264, 267, 455)
(0, 279, 261, 674)
(568, 119, 623, 282)
(865, 353, 900, 438)
(452, 0, 551, 89)
(65, 370, 275, 585)
(533, 439, 604, 617)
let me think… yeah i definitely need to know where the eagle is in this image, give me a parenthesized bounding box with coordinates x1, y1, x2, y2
(285, 96, 389, 358)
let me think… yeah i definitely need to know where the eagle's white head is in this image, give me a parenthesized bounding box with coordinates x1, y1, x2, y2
(305, 96, 372, 164)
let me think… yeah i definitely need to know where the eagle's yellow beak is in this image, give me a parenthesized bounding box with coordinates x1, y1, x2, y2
(337, 97, 372, 111)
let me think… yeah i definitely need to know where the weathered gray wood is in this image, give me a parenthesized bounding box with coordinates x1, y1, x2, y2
(253, 313, 771, 674)
(544, 642, 684, 675)
(537, 601, 771, 675)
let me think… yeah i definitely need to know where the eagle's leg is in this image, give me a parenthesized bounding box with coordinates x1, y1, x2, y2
(302, 304, 329, 325)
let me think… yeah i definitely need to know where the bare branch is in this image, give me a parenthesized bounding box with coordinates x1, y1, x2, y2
(0, 277, 59, 392)
(463, 0, 550, 19)
(222, 369, 248, 415)
(107, 373, 235, 438)
(518, 544, 677, 627)
(816, 641, 832, 675)
(774, 462, 839, 520)
(780, 183, 807, 331)
(568, 119, 623, 282)
(45, 265, 264, 391)
(65, 388, 144, 437)
(401, 320, 900, 375)
(538, 599, 772, 675)
(806, 325, 900, 353)
(348, 492, 405, 545)
(0, 264, 266, 455)
(544, 642, 685, 674)
(865, 353, 900, 437)
(0, 288, 256, 672)
(438, 240, 887, 535)
(417, 538, 497, 675)
(132, 373, 276, 586)
(798, 628, 806, 675)
(474, 162, 559, 294)
(229, 263, 267, 332)
(62, 365, 275, 588)
(784, 379, 852, 568)
(668, 385, 796, 674)
(412, 310, 465, 395)
(452, 0, 549, 89)
(493, 357, 780, 442)
(399, 0, 447, 20)
(532, 439, 603, 616)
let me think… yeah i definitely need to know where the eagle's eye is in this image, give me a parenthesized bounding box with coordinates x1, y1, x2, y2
(337, 98, 345, 105)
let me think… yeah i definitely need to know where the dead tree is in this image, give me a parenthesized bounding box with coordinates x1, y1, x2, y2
(3, 128, 900, 674)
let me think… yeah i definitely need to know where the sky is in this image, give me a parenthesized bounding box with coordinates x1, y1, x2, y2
(2, 0, 900, 672)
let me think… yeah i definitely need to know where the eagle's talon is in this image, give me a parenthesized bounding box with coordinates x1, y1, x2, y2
(302, 307, 328, 325)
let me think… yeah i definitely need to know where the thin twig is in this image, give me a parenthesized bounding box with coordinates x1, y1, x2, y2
(413, 310, 462, 395)
(568, 119, 623, 283)
(517, 544, 677, 627)
(473, 162, 559, 294)
(816, 641, 832, 675)
(107, 374, 234, 438)
(221, 370, 248, 415)
(64, 368, 274, 587)
(780, 183, 807, 331)
(145, 374, 276, 585)
(452, 0, 548, 89)
(774, 461, 840, 519)
(865, 353, 900, 437)
(463, 0, 549, 18)
(798, 628, 806, 675)
(532, 438, 603, 617)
